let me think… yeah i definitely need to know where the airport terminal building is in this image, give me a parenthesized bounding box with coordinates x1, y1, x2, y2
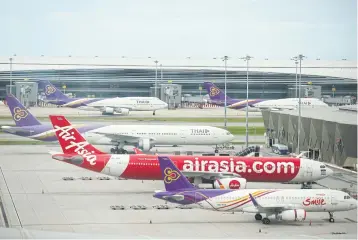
(0, 56, 356, 101)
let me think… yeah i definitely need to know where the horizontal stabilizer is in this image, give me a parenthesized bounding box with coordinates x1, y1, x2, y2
(1, 126, 35, 134)
(182, 170, 241, 179)
(163, 195, 185, 201)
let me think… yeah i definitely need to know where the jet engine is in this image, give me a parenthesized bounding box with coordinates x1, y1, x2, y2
(213, 177, 247, 190)
(102, 107, 114, 115)
(138, 139, 155, 151)
(118, 108, 130, 115)
(277, 209, 306, 221)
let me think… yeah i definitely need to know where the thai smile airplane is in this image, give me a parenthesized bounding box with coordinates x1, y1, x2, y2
(38, 80, 168, 115)
(2, 94, 234, 153)
(203, 82, 328, 111)
(48, 115, 332, 189)
(153, 156, 357, 225)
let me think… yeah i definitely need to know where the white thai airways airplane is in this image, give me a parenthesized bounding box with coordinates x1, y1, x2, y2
(38, 80, 168, 115)
(252, 98, 329, 111)
(154, 156, 357, 225)
(203, 82, 329, 112)
(84, 125, 235, 153)
(76, 97, 168, 115)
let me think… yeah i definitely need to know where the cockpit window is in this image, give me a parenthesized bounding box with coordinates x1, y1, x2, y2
(320, 165, 326, 168)
(344, 195, 351, 199)
(226, 132, 231, 135)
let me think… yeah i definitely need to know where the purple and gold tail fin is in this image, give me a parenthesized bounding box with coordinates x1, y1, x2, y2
(38, 80, 69, 101)
(203, 82, 232, 102)
(5, 94, 41, 126)
(158, 156, 195, 191)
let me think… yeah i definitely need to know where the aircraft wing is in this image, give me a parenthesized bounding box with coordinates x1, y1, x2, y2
(90, 132, 142, 143)
(88, 105, 133, 111)
(1, 126, 35, 134)
(245, 193, 297, 214)
(182, 171, 241, 180)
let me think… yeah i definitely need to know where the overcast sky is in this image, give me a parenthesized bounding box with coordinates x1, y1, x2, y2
(1, 0, 356, 60)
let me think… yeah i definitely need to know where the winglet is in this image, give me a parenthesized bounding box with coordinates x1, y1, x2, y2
(249, 193, 261, 208)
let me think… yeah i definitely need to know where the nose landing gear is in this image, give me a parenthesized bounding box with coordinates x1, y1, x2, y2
(328, 212, 335, 223)
(110, 143, 128, 154)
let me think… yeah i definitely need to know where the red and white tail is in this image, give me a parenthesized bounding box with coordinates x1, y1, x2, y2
(49, 115, 105, 160)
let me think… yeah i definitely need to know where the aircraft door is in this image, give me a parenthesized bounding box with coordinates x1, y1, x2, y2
(180, 129, 186, 144)
(306, 165, 313, 177)
(331, 196, 338, 205)
(194, 192, 204, 208)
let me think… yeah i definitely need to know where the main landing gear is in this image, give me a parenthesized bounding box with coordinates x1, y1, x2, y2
(328, 212, 335, 223)
(301, 182, 313, 189)
(255, 214, 270, 224)
(153, 111, 156, 116)
(255, 213, 262, 221)
(110, 147, 128, 154)
(215, 145, 219, 154)
(110, 142, 128, 154)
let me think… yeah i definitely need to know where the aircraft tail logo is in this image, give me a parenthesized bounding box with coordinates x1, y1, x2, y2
(45, 85, 56, 96)
(13, 107, 28, 121)
(209, 86, 221, 97)
(164, 168, 180, 184)
(49, 115, 105, 166)
(6, 94, 41, 126)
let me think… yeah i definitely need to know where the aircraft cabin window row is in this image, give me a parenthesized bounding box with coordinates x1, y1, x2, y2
(217, 196, 330, 200)
(117, 133, 178, 135)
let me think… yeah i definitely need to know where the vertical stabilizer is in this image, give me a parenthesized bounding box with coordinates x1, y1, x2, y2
(158, 156, 195, 191)
(203, 82, 232, 102)
(6, 94, 41, 126)
(38, 80, 69, 101)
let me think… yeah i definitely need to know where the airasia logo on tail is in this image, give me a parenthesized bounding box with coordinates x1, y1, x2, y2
(54, 125, 97, 165)
(229, 180, 241, 189)
(302, 197, 326, 206)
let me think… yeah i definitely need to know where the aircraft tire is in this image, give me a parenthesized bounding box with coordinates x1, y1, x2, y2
(329, 218, 335, 223)
(262, 218, 270, 225)
(255, 214, 262, 221)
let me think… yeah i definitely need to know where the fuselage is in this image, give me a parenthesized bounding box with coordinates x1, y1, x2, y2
(154, 188, 357, 213)
(3, 124, 234, 145)
(52, 153, 332, 183)
(207, 98, 329, 111)
(51, 96, 168, 111)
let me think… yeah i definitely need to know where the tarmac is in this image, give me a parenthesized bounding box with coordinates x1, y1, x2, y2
(0, 145, 356, 239)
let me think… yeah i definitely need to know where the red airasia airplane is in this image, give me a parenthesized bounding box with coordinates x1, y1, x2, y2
(48, 115, 332, 190)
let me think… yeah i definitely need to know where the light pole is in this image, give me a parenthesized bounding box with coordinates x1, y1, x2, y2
(160, 64, 163, 82)
(295, 60, 298, 98)
(9, 57, 13, 94)
(222, 56, 229, 128)
(154, 60, 158, 98)
(293, 54, 306, 154)
(240, 55, 253, 148)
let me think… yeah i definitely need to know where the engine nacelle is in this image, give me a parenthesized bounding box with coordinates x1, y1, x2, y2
(118, 108, 130, 115)
(138, 139, 155, 151)
(278, 209, 307, 221)
(103, 107, 114, 114)
(213, 177, 247, 190)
